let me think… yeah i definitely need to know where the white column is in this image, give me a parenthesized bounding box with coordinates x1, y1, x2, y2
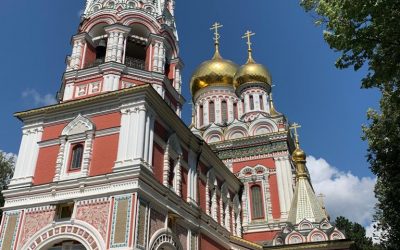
(215, 98, 222, 124)
(196, 104, 200, 128)
(227, 98, 233, 122)
(152, 42, 160, 72)
(116, 109, 131, 164)
(163, 144, 170, 186)
(203, 100, 209, 126)
(105, 32, 115, 62)
(188, 150, 197, 204)
(81, 132, 94, 176)
(255, 93, 261, 110)
(135, 106, 147, 160)
(116, 33, 124, 63)
(263, 94, 269, 113)
(63, 83, 74, 101)
(175, 158, 182, 196)
(275, 157, 289, 218)
(244, 94, 250, 113)
(10, 126, 43, 187)
(112, 75, 120, 90)
(144, 113, 151, 163)
(54, 137, 67, 182)
(147, 115, 155, 166)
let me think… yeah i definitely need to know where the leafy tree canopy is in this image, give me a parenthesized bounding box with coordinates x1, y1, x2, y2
(300, 0, 400, 248)
(0, 152, 15, 219)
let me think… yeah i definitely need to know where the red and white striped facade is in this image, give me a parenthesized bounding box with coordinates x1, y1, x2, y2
(0, 1, 350, 250)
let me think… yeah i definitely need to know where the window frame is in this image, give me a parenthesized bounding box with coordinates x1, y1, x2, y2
(250, 184, 265, 220)
(68, 143, 84, 172)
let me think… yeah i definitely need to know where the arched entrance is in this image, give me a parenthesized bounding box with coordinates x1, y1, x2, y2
(157, 242, 177, 250)
(20, 221, 106, 250)
(43, 240, 86, 250)
(149, 229, 182, 250)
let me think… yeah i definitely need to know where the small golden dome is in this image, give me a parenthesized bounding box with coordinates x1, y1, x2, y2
(292, 147, 306, 162)
(233, 56, 272, 89)
(190, 50, 238, 97)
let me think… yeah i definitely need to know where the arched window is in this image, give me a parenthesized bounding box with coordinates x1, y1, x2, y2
(168, 158, 175, 187)
(199, 105, 204, 126)
(209, 101, 215, 123)
(259, 95, 264, 110)
(221, 100, 227, 123)
(233, 102, 238, 119)
(70, 144, 84, 170)
(251, 185, 264, 219)
(250, 95, 255, 110)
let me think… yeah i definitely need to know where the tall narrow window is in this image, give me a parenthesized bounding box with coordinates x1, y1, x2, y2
(251, 185, 264, 219)
(70, 144, 84, 170)
(221, 100, 227, 123)
(241, 99, 245, 113)
(259, 95, 264, 110)
(250, 95, 255, 110)
(168, 158, 175, 187)
(233, 103, 238, 119)
(209, 101, 215, 123)
(199, 105, 204, 126)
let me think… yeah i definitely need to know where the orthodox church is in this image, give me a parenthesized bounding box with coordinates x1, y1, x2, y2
(0, 1, 352, 249)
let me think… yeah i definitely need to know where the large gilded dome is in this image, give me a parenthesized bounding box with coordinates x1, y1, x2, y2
(190, 50, 238, 96)
(233, 55, 272, 89)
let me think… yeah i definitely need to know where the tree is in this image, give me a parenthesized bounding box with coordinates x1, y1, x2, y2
(0, 151, 15, 220)
(300, 0, 400, 248)
(334, 216, 378, 250)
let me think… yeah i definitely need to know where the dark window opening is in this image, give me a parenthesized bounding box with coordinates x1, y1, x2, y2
(70, 144, 84, 170)
(95, 39, 107, 63)
(250, 95, 255, 110)
(199, 105, 204, 126)
(168, 158, 175, 187)
(165, 58, 171, 78)
(233, 103, 238, 119)
(251, 185, 264, 220)
(209, 101, 215, 123)
(259, 95, 264, 110)
(221, 100, 227, 123)
(56, 203, 74, 221)
(125, 39, 146, 70)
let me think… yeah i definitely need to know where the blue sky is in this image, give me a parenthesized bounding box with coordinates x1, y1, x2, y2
(0, 0, 379, 231)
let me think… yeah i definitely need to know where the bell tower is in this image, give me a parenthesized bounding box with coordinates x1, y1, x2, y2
(61, 0, 183, 116)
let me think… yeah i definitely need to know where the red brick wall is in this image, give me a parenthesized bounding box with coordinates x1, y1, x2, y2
(181, 168, 188, 201)
(153, 143, 164, 184)
(269, 174, 281, 219)
(90, 134, 119, 176)
(200, 234, 228, 250)
(34, 145, 59, 185)
(199, 179, 207, 212)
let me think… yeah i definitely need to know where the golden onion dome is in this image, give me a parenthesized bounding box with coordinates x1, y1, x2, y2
(292, 147, 306, 162)
(190, 48, 238, 97)
(233, 54, 272, 89)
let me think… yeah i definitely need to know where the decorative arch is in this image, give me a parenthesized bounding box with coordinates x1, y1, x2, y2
(62, 114, 95, 136)
(149, 229, 182, 250)
(204, 128, 223, 143)
(307, 228, 328, 242)
(298, 219, 313, 230)
(122, 14, 161, 34)
(330, 228, 345, 240)
(21, 221, 106, 250)
(82, 15, 117, 33)
(285, 231, 306, 245)
(163, 134, 183, 194)
(249, 118, 278, 136)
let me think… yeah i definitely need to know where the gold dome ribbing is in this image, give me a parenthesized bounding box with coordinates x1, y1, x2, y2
(190, 48, 238, 96)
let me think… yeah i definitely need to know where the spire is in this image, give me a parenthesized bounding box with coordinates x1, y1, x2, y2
(242, 30, 256, 63)
(288, 123, 328, 224)
(269, 92, 279, 116)
(210, 22, 223, 59)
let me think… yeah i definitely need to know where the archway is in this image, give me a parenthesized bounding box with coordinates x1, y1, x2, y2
(21, 221, 106, 250)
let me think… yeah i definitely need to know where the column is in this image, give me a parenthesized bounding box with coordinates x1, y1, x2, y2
(10, 126, 43, 187)
(227, 98, 234, 122)
(255, 93, 261, 110)
(147, 115, 155, 166)
(163, 144, 170, 186)
(215, 98, 222, 124)
(263, 93, 269, 113)
(135, 106, 147, 160)
(175, 157, 182, 196)
(244, 94, 250, 113)
(203, 100, 209, 126)
(275, 157, 289, 218)
(81, 132, 94, 176)
(104, 24, 131, 63)
(54, 137, 67, 182)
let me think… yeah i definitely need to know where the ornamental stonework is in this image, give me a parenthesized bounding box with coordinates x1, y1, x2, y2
(18, 207, 56, 248)
(150, 209, 165, 237)
(75, 200, 111, 241)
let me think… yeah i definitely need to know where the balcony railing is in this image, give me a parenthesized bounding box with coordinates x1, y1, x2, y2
(125, 57, 145, 70)
(82, 57, 145, 70)
(83, 58, 105, 69)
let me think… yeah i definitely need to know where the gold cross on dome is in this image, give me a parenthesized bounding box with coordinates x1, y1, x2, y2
(242, 30, 256, 51)
(290, 122, 301, 145)
(210, 22, 223, 44)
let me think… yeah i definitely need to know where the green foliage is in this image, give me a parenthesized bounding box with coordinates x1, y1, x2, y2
(0, 152, 15, 219)
(300, 0, 400, 248)
(335, 216, 378, 250)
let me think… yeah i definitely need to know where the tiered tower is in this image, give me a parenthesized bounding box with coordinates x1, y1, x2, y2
(0, 1, 351, 250)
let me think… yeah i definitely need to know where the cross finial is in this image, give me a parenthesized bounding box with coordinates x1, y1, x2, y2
(290, 123, 301, 147)
(242, 30, 256, 52)
(242, 30, 256, 62)
(210, 22, 223, 45)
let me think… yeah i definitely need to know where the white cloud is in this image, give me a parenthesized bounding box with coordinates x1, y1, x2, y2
(365, 222, 382, 244)
(22, 89, 57, 106)
(307, 156, 376, 227)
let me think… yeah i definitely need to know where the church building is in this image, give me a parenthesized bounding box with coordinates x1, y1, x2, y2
(0, 1, 352, 249)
